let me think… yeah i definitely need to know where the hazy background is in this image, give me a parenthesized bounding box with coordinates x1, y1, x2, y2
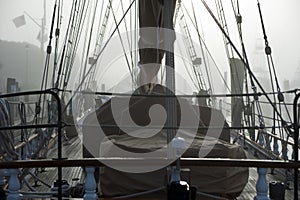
(0, 0, 299, 94)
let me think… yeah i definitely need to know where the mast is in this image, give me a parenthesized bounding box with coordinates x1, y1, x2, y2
(164, 0, 177, 158)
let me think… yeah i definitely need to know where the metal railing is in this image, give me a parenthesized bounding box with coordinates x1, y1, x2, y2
(0, 89, 299, 199)
(0, 89, 64, 199)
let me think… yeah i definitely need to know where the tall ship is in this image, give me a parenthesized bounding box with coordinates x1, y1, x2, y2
(0, 0, 299, 199)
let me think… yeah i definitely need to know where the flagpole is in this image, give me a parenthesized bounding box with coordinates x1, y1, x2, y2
(22, 11, 45, 60)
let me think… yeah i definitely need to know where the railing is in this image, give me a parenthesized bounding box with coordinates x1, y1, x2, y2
(0, 90, 299, 199)
(0, 89, 64, 199)
(219, 96, 298, 161)
(0, 158, 299, 200)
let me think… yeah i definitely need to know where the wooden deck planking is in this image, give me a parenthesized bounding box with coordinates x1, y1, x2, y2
(25, 137, 83, 193)
(237, 150, 296, 199)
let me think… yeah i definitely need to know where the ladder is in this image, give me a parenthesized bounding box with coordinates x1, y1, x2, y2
(87, 0, 114, 88)
(215, 0, 235, 59)
(94, 1, 114, 58)
(178, 13, 207, 91)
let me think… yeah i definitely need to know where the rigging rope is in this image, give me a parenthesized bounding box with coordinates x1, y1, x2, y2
(36, 1, 57, 126)
(200, 0, 288, 129)
(0, 99, 18, 160)
(62, 0, 137, 114)
(181, 3, 230, 93)
(86, 0, 106, 89)
(120, 0, 135, 81)
(178, 12, 203, 90)
(231, 0, 254, 133)
(81, 0, 99, 91)
(109, 0, 134, 83)
(190, 0, 214, 96)
(54, 0, 76, 89)
(257, 0, 292, 140)
(52, 0, 62, 88)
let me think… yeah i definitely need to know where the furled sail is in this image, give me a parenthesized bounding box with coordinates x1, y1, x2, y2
(230, 58, 245, 127)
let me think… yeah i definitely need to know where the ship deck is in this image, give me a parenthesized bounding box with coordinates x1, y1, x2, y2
(25, 137, 295, 200)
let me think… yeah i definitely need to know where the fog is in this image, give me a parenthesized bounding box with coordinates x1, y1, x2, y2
(0, 0, 299, 94)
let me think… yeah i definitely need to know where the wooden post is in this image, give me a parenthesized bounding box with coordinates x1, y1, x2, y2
(84, 167, 97, 200)
(254, 168, 269, 200)
(281, 140, 288, 160)
(258, 130, 264, 146)
(7, 169, 21, 200)
(273, 138, 279, 155)
(265, 134, 271, 150)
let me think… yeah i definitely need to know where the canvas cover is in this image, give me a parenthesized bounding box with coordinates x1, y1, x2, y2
(82, 85, 248, 198)
(230, 58, 245, 128)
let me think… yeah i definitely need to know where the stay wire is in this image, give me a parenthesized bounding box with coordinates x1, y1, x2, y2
(52, 0, 61, 88)
(58, 0, 81, 90)
(74, 1, 91, 91)
(182, 3, 228, 93)
(200, 0, 287, 126)
(81, 0, 99, 92)
(54, 0, 76, 89)
(84, 0, 102, 90)
(37, 1, 57, 125)
(257, 0, 292, 123)
(230, 0, 265, 130)
(89, 1, 117, 85)
(232, 0, 252, 126)
(121, 0, 135, 79)
(62, 0, 137, 114)
(190, 0, 207, 90)
(87, 0, 105, 87)
(62, 0, 82, 89)
(66, 1, 90, 89)
(214, 0, 245, 108)
(179, 12, 202, 90)
(190, 1, 214, 96)
(62, 0, 89, 92)
(89, 1, 123, 88)
(215, 0, 251, 133)
(109, 0, 134, 82)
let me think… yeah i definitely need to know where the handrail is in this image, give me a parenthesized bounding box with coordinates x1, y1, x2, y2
(1, 89, 300, 199)
(6, 101, 38, 105)
(0, 157, 299, 169)
(256, 100, 295, 106)
(0, 89, 63, 199)
(237, 132, 282, 160)
(62, 88, 299, 97)
(222, 100, 295, 106)
(0, 123, 59, 131)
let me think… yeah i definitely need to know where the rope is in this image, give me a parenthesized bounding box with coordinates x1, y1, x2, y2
(81, 0, 99, 93)
(62, 0, 137, 114)
(58, 87, 299, 98)
(109, 0, 134, 82)
(257, 0, 292, 138)
(190, 1, 214, 96)
(52, 0, 62, 88)
(181, 3, 230, 93)
(200, 0, 289, 130)
(0, 99, 18, 160)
